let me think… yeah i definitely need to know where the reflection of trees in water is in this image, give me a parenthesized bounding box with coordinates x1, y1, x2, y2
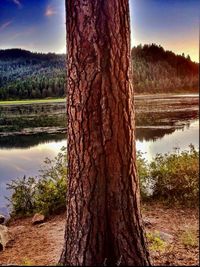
(136, 118, 198, 142)
(136, 126, 179, 142)
(0, 114, 66, 133)
(185, 122, 191, 129)
(135, 109, 198, 141)
(0, 120, 197, 148)
(0, 99, 198, 147)
(0, 133, 66, 149)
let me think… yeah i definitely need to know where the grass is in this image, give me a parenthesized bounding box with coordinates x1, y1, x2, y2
(0, 98, 66, 105)
(21, 258, 34, 266)
(146, 231, 167, 252)
(180, 229, 198, 248)
(0, 93, 198, 106)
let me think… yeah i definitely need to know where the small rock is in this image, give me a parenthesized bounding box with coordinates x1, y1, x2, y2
(155, 231, 174, 243)
(37, 223, 47, 228)
(32, 213, 45, 225)
(0, 225, 12, 251)
(0, 215, 5, 225)
(143, 217, 157, 227)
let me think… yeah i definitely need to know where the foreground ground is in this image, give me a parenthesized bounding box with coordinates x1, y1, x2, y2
(0, 202, 199, 266)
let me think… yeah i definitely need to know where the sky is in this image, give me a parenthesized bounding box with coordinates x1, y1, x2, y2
(0, 0, 199, 62)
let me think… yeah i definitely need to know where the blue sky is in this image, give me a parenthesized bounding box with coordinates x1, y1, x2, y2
(0, 0, 65, 53)
(0, 0, 199, 61)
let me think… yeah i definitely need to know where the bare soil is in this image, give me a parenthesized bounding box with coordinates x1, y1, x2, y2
(0, 202, 199, 266)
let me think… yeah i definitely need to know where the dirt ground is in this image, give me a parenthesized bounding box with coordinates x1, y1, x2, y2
(0, 202, 199, 266)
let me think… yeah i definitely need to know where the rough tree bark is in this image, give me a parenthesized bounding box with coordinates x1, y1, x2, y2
(60, 0, 151, 265)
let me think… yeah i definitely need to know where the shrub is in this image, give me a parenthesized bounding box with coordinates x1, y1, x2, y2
(149, 144, 199, 206)
(34, 147, 67, 215)
(136, 151, 150, 199)
(7, 176, 36, 216)
(7, 147, 67, 217)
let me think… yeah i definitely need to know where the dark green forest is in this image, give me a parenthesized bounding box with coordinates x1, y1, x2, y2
(0, 44, 199, 100)
(0, 49, 65, 100)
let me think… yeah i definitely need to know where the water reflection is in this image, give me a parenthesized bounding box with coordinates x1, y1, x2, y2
(0, 140, 67, 183)
(136, 126, 176, 142)
(0, 140, 67, 216)
(0, 133, 66, 149)
(136, 120, 199, 161)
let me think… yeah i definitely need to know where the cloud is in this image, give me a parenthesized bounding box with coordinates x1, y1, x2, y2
(45, 5, 57, 17)
(0, 20, 12, 31)
(6, 27, 35, 42)
(12, 0, 22, 8)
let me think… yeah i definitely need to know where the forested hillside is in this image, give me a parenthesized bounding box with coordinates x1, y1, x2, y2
(132, 44, 199, 93)
(0, 44, 198, 100)
(0, 49, 65, 100)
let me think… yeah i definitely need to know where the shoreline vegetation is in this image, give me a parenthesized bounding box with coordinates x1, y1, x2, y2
(0, 92, 199, 106)
(0, 98, 65, 105)
(6, 145, 199, 219)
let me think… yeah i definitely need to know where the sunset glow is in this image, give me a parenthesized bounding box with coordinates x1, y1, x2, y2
(0, 0, 199, 62)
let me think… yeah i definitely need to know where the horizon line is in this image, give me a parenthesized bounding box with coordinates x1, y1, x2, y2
(0, 45, 199, 64)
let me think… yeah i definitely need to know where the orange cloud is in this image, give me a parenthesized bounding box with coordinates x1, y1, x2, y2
(0, 20, 12, 31)
(45, 5, 57, 17)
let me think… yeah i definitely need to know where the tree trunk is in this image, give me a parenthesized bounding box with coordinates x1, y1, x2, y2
(60, 0, 151, 265)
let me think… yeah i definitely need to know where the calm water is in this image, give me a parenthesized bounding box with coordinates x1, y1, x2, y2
(136, 119, 199, 158)
(0, 94, 199, 215)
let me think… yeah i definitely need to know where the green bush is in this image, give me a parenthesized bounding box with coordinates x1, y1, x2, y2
(149, 145, 199, 206)
(7, 176, 36, 216)
(7, 147, 67, 217)
(35, 147, 67, 215)
(136, 151, 150, 199)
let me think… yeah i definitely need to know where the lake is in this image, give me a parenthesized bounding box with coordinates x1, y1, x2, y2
(0, 94, 199, 215)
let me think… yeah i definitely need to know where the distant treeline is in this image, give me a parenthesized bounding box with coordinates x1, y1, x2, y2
(0, 44, 199, 100)
(0, 49, 66, 100)
(131, 44, 199, 93)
